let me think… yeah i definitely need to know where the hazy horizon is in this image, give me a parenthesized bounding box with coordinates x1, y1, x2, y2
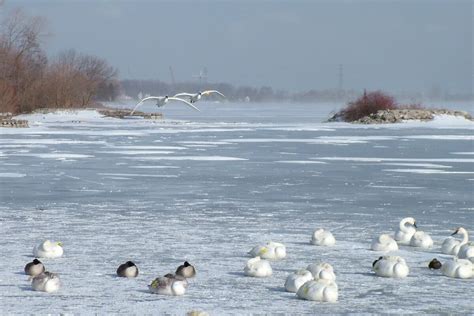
(2, 0, 472, 95)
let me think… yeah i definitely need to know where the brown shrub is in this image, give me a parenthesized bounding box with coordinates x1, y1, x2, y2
(340, 90, 398, 121)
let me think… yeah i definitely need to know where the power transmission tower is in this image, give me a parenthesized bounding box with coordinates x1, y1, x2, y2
(338, 64, 344, 92)
(169, 66, 176, 86)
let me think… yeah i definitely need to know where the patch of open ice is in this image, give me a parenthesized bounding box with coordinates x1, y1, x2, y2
(276, 160, 327, 164)
(223, 138, 367, 144)
(0, 139, 105, 145)
(263, 126, 335, 131)
(97, 150, 175, 155)
(451, 152, 474, 155)
(0, 144, 47, 148)
(10, 153, 93, 159)
(0, 172, 26, 178)
(176, 141, 234, 145)
(380, 163, 452, 169)
(14, 109, 107, 122)
(129, 165, 180, 169)
(403, 135, 474, 141)
(367, 185, 426, 189)
(106, 145, 187, 150)
(125, 156, 248, 161)
(383, 168, 474, 174)
(98, 173, 178, 178)
(314, 157, 474, 163)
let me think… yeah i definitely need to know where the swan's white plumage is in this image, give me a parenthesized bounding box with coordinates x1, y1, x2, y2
(310, 228, 336, 246)
(306, 262, 336, 281)
(394, 217, 417, 245)
(441, 258, 473, 279)
(410, 231, 433, 249)
(244, 256, 272, 277)
(174, 90, 225, 104)
(148, 275, 188, 296)
(458, 242, 474, 260)
(373, 256, 409, 278)
(284, 269, 313, 293)
(33, 240, 63, 259)
(371, 234, 399, 252)
(296, 279, 338, 302)
(131, 96, 200, 115)
(31, 272, 61, 293)
(442, 227, 469, 255)
(248, 242, 286, 260)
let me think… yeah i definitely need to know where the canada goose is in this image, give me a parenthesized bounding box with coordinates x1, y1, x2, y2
(428, 258, 442, 270)
(176, 261, 196, 278)
(117, 261, 139, 278)
(24, 259, 45, 276)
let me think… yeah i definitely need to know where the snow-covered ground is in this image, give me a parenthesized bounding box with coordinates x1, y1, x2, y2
(1, 102, 473, 314)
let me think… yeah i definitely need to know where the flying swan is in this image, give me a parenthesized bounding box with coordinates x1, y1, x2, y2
(130, 96, 200, 115)
(174, 90, 226, 104)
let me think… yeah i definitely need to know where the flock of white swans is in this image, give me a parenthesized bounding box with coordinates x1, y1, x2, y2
(23, 217, 473, 306)
(130, 90, 226, 115)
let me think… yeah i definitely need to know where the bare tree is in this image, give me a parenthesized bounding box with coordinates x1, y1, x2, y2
(0, 8, 47, 113)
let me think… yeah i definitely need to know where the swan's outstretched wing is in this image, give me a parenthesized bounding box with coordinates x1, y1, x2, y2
(130, 96, 162, 115)
(168, 97, 201, 111)
(173, 92, 194, 99)
(202, 90, 225, 98)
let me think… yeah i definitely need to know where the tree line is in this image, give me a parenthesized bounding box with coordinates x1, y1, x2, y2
(0, 8, 119, 114)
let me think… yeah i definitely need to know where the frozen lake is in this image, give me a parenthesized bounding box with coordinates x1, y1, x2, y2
(1, 102, 473, 314)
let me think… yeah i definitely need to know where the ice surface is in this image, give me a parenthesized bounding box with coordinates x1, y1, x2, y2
(1, 103, 473, 314)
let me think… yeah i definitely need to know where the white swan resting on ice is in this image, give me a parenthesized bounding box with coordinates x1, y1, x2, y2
(306, 262, 336, 281)
(458, 241, 474, 261)
(310, 228, 336, 246)
(394, 217, 417, 245)
(409, 231, 433, 249)
(441, 227, 469, 256)
(371, 234, 399, 252)
(31, 271, 61, 293)
(248, 241, 286, 260)
(372, 256, 409, 278)
(244, 256, 272, 277)
(148, 274, 188, 296)
(284, 269, 314, 293)
(296, 279, 338, 302)
(33, 240, 63, 259)
(441, 258, 473, 279)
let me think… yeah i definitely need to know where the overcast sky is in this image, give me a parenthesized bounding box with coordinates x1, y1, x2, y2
(3, 0, 472, 94)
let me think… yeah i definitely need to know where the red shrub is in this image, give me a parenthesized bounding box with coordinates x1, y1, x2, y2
(341, 90, 398, 121)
